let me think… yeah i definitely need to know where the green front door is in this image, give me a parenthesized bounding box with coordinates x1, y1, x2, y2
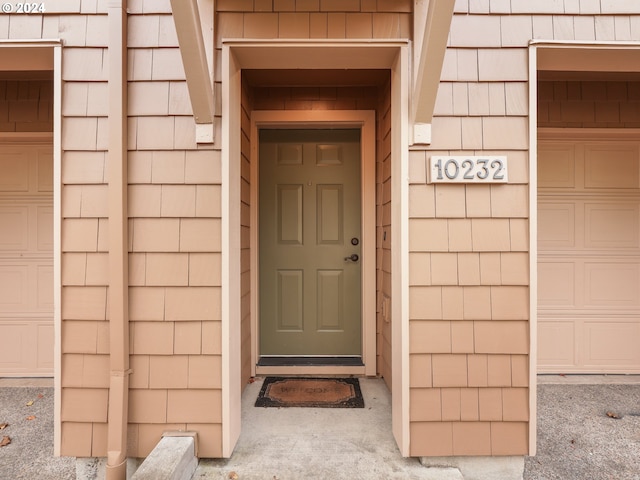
(259, 129, 362, 357)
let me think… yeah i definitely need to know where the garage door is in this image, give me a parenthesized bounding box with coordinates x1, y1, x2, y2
(538, 135, 640, 373)
(0, 144, 53, 376)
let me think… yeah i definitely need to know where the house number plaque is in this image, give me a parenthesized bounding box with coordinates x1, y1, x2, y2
(428, 156, 508, 184)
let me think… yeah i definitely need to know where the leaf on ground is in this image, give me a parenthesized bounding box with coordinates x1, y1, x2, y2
(606, 411, 621, 419)
(37, 393, 44, 399)
(229, 472, 239, 480)
(0, 436, 10, 447)
(0, 423, 8, 430)
(26, 416, 36, 421)
(25, 400, 34, 407)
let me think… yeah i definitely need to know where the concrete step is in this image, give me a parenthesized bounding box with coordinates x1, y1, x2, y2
(131, 433, 198, 480)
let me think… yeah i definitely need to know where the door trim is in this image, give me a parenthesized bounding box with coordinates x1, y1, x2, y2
(250, 110, 376, 377)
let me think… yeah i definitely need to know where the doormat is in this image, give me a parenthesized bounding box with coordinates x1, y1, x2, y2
(255, 377, 364, 408)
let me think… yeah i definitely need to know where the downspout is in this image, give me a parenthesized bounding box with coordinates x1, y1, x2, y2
(105, 1, 129, 479)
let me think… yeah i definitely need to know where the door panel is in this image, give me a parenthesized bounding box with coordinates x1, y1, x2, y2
(260, 129, 361, 356)
(276, 270, 303, 331)
(317, 185, 343, 244)
(317, 270, 343, 331)
(277, 185, 303, 244)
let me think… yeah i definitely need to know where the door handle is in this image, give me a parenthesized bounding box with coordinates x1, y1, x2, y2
(344, 254, 359, 262)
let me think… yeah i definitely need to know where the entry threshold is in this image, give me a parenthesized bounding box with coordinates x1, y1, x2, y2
(257, 356, 364, 367)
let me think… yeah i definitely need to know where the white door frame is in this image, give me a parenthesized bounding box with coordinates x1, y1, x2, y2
(222, 40, 410, 457)
(250, 110, 376, 377)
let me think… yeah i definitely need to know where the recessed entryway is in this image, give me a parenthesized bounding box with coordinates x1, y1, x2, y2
(222, 40, 411, 456)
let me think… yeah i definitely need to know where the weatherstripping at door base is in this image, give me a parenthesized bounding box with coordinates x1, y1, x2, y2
(257, 356, 364, 367)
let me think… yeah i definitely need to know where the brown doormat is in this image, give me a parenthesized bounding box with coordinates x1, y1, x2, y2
(255, 377, 364, 408)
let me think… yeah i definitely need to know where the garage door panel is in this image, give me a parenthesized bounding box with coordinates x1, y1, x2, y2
(585, 262, 640, 307)
(0, 262, 52, 313)
(538, 261, 575, 307)
(584, 320, 640, 366)
(538, 143, 576, 188)
(0, 323, 28, 370)
(0, 151, 30, 192)
(37, 150, 53, 193)
(37, 264, 54, 309)
(0, 206, 29, 251)
(37, 205, 53, 251)
(584, 144, 640, 189)
(538, 203, 576, 248)
(0, 264, 29, 310)
(585, 203, 639, 248)
(538, 320, 576, 367)
(37, 323, 54, 370)
(0, 321, 53, 375)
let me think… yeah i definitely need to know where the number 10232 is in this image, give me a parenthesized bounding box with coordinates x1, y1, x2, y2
(429, 156, 508, 184)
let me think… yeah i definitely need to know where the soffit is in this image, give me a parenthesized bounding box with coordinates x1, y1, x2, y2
(538, 71, 640, 81)
(0, 46, 53, 70)
(227, 42, 404, 70)
(0, 70, 53, 80)
(538, 47, 640, 74)
(243, 69, 390, 87)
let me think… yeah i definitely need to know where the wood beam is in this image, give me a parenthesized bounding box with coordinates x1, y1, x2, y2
(413, 0, 455, 143)
(170, 0, 215, 142)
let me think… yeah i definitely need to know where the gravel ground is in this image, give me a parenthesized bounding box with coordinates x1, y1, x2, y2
(0, 387, 74, 480)
(1, 383, 639, 480)
(525, 384, 640, 480)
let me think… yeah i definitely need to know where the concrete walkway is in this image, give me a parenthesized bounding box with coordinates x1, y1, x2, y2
(0, 378, 75, 480)
(193, 378, 454, 480)
(1, 375, 638, 479)
(526, 375, 640, 480)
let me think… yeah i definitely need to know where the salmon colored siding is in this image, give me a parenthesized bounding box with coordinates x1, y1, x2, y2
(50, 2, 112, 456)
(377, 76, 393, 389)
(240, 79, 253, 389)
(538, 81, 640, 128)
(409, 0, 640, 456)
(409, 3, 533, 456)
(56, 0, 224, 458)
(124, 1, 223, 457)
(0, 79, 53, 132)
